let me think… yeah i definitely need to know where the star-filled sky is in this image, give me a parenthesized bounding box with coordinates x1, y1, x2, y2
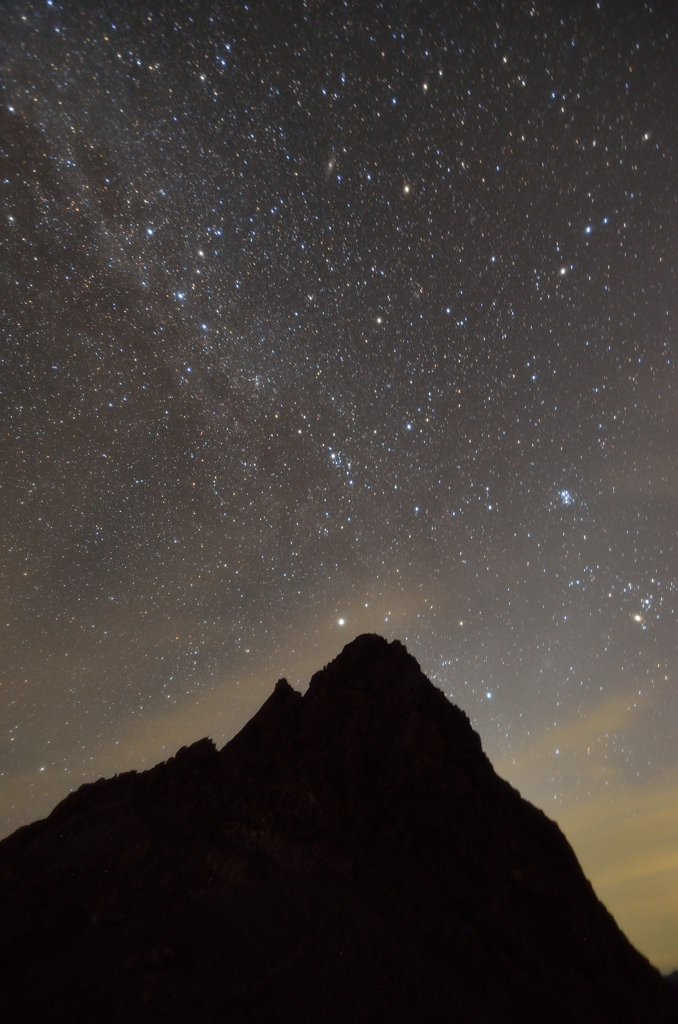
(2, 0, 677, 970)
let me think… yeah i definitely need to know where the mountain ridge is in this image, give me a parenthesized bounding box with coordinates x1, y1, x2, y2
(1, 633, 676, 1022)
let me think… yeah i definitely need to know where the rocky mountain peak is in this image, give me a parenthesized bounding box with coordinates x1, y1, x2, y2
(1, 636, 676, 1023)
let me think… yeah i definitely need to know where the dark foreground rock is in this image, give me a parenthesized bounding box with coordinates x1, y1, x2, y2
(1, 634, 676, 1023)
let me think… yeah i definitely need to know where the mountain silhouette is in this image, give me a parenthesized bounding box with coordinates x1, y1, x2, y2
(1, 634, 676, 1022)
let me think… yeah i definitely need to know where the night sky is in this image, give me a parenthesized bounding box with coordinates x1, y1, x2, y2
(2, 0, 677, 970)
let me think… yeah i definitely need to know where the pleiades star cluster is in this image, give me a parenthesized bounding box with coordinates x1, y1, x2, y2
(1, 0, 677, 969)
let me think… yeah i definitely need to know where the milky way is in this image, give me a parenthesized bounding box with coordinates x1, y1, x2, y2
(1, 0, 677, 969)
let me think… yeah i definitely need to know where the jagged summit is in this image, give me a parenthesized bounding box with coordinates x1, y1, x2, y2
(1, 636, 676, 1023)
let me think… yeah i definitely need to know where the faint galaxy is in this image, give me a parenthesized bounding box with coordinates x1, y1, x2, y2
(1, 0, 677, 968)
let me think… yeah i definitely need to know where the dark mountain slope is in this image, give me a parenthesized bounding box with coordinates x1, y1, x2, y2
(1, 634, 676, 1023)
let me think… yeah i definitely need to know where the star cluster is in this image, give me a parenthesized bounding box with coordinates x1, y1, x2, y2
(1, 0, 677, 968)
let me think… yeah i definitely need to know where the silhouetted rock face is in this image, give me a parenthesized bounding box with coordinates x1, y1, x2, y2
(1, 635, 676, 1023)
